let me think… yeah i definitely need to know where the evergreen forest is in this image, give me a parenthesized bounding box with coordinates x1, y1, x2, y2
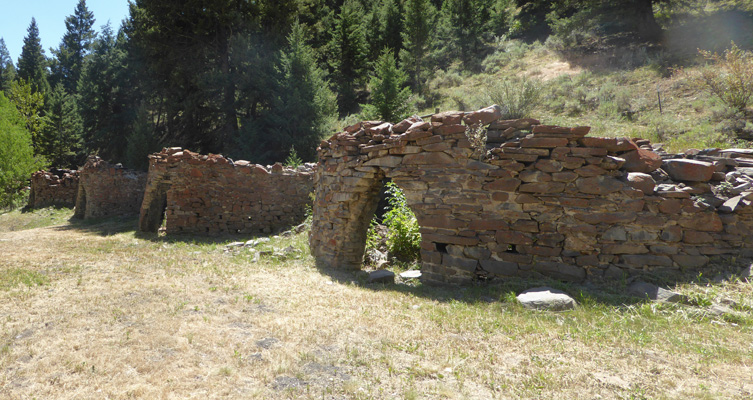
(1, 0, 753, 196)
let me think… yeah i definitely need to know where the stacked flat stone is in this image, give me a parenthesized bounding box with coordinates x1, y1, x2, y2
(74, 156, 147, 219)
(310, 104, 753, 285)
(139, 147, 315, 236)
(27, 169, 79, 209)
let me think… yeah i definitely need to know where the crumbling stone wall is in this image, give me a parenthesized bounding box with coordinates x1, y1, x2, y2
(74, 156, 147, 219)
(27, 169, 79, 209)
(139, 148, 315, 236)
(310, 105, 753, 284)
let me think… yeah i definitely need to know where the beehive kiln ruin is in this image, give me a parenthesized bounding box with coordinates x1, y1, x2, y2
(73, 156, 147, 219)
(310, 105, 753, 284)
(139, 148, 315, 236)
(27, 169, 79, 209)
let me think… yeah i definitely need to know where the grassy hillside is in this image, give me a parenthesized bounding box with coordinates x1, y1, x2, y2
(410, 5, 753, 154)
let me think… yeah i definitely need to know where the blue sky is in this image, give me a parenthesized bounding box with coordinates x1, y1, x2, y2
(1, 0, 131, 64)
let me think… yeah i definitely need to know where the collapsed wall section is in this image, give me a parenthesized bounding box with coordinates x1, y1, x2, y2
(27, 169, 79, 209)
(310, 105, 753, 285)
(74, 156, 147, 219)
(139, 148, 315, 236)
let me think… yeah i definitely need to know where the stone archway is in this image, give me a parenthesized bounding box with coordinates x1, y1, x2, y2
(139, 183, 169, 232)
(309, 165, 387, 269)
(308, 116, 495, 284)
(311, 106, 753, 285)
(73, 184, 87, 219)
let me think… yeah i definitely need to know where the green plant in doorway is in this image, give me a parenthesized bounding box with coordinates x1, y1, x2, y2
(382, 181, 421, 261)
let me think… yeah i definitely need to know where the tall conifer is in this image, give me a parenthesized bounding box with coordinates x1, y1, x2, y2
(329, 0, 368, 114)
(400, 0, 435, 93)
(0, 38, 16, 92)
(17, 18, 50, 95)
(51, 0, 96, 94)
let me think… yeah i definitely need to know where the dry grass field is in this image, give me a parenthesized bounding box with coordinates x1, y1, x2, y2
(1, 208, 753, 399)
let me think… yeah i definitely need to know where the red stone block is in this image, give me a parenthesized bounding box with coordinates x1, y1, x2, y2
(621, 149, 662, 173)
(662, 159, 715, 182)
(520, 137, 569, 148)
(496, 230, 534, 245)
(483, 178, 521, 191)
(470, 219, 510, 230)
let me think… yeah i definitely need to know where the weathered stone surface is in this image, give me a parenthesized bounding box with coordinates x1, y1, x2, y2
(75, 156, 146, 220)
(622, 254, 673, 267)
(521, 137, 568, 148)
(622, 149, 662, 173)
(463, 104, 502, 125)
(403, 152, 455, 165)
(672, 254, 709, 268)
(663, 159, 715, 182)
(368, 269, 395, 284)
(517, 287, 577, 311)
(627, 282, 686, 303)
(576, 176, 624, 195)
(535, 159, 563, 173)
(579, 137, 638, 152)
(399, 270, 422, 279)
(310, 105, 753, 285)
(602, 227, 627, 241)
(365, 156, 402, 167)
(480, 260, 518, 276)
(27, 169, 79, 209)
(519, 182, 566, 193)
(140, 148, 313, 235)
(627, 172, 655, 195)
(534, 262, 586, 281)
(678, 212, 724, 232)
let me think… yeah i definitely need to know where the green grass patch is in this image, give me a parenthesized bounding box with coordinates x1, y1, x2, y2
(0, 207, 74, 232)
(0, 268, 48, 290)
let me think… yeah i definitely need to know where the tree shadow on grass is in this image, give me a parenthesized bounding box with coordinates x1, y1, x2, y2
(50, 214, 141, 237)
(315, 261, 750, 310)
(53, 213, 276, 247)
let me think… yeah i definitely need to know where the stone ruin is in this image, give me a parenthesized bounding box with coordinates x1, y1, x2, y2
(74, 156, 147, 219)
(27, 169, 79, 209)
(309, 104, 753, 285)
(138, 148, 315, 236)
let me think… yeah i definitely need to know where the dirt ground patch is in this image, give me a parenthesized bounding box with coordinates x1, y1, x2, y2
(1, 211, 752, 399)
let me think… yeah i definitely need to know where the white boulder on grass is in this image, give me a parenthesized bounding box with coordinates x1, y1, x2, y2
(516, 287, 577, 311)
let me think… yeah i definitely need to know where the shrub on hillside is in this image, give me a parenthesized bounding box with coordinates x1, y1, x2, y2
(480, 76, 542, 119)
(692, 43, 753, 113)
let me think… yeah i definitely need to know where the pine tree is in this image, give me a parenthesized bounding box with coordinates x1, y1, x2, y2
(439, 0, 489, 67)
(125, 105, 159, 171)
(329, 0, 368, 114)
(361, 49, 412, 122)
(41, 83, 83, 168)
(78, 23, 137, 162)
(0, 38, 16, 92)
(241, 22, 337, 163)
(16, 18, 50, 96)
(400, 0, 436, 94)
(380, 0, 403, 56)
(50, 0, 96, 94)
(0, 92, 45, 209)
(6, 79, 47, 155)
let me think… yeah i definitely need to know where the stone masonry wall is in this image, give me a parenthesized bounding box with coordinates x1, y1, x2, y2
(310, 105, 753, 285)
(27, 169, 79, 209)
(74, 156, 147, 219)
(139, 148, 315, 236)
